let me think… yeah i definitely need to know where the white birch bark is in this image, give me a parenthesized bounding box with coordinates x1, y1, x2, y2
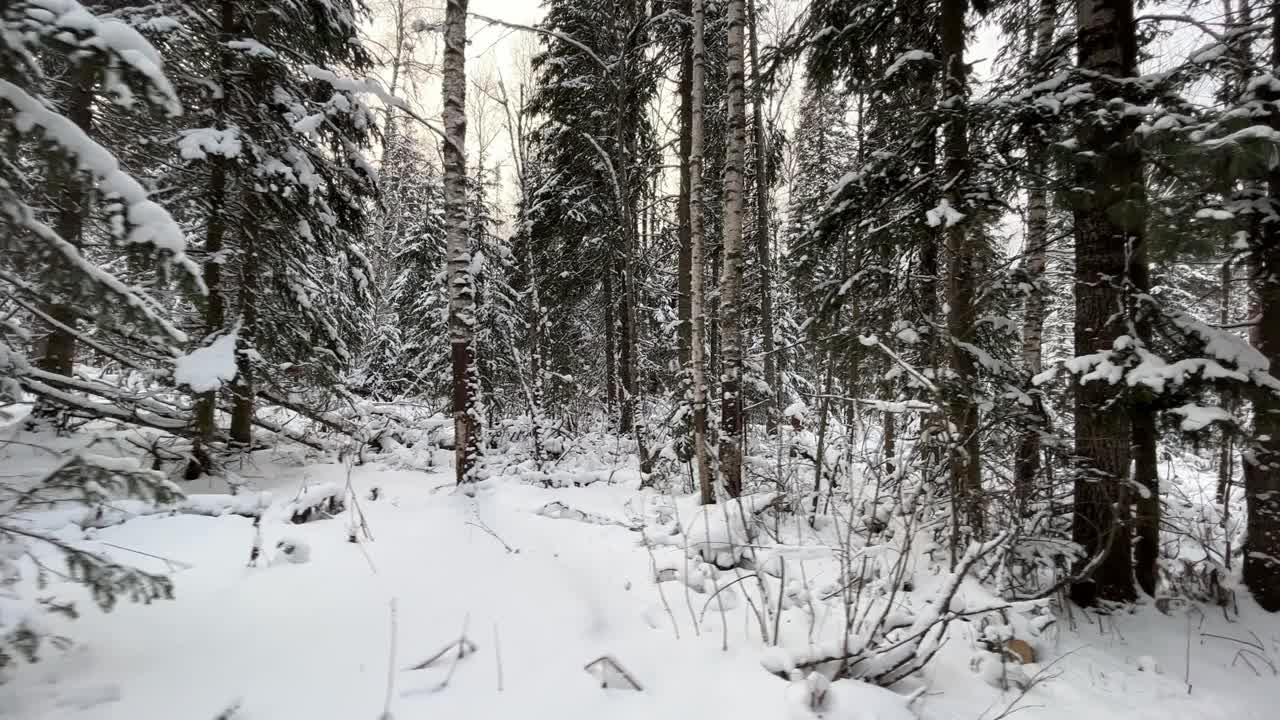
(443, 0, 479, 484)
(718, 0, 747, 498)
(690, 0, 712, 504)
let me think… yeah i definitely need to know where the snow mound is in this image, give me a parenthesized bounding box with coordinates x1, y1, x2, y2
(784, 673, 917, 720)
(684, 492, 778, 567)
(174, 332, 238, 392)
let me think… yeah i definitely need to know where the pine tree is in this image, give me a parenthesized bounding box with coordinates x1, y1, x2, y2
(1067, 0, 1145, 606)
(160, 0, 379, 457)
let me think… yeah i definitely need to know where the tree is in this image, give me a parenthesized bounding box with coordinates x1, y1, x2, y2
(746, 0, 777, 432)
(690, 0, 712, 504)
(1068, 0, 1145, 606)
(443, 0, 480, 484)
(940, 0, 983, 538)
(1243, 0, 1280, 612)
(1014, 0, 1058, 515)
(719, 0, 747, 498)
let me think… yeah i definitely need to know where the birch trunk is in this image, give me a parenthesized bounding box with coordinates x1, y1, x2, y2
(718, 0, 747, 498)
(1014, 0, 1056, 510)
(443, 0, 480, 484)
(690, 0, 713, 504)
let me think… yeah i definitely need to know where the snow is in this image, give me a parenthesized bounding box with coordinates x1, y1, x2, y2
(34, 0, 181, 116)
(1170, 403, 1234, 432)
(884, 50, 934, 80)
(173, 332, 238, 392)
(925, 198, 965, 228)
(2, 455, 1279, 720)
(177, 128, 242, 160)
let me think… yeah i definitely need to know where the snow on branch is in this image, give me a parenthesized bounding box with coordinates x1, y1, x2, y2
(0, 80, 200, 286)
(26, 0, 181, 115)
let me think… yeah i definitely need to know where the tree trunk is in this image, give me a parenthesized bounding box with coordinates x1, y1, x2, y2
(690, 0, 713, 505)
(747, 0, 777, 433)
(941, 0, 983, 538)
(31, 63, 95, 424)
(675, 24, 696, 366)
(678, 27, 693, 371)
(718, 0, 747, 498)
(1015, 0, 1056, 511)
(229, 209, 259, 446)
(192, 0, 236, 466)
(1242, 0, 1280, 613)
(1069, 0, 1143, 607)
(229, 9, 275, 448)
(603, 257, 618, 412)
(443, 0, 480, 484)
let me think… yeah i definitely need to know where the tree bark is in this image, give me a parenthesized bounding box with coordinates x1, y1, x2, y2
(1015, 0, 1057, 511)
(31, 62, 95, 424)
(678, 15, 693, 371)
(690, 0, 713, 505)
(747, 0, 777, 433)
(193, 0, 236, 465)
(443, 0, 480, 484)
(941, 0, 983, 538)
(229, 9, 275, 447)
(1069, 0, 1143, 607)
(1242, 0, 1280, 612)
(603, 257, 618, 412)
(718, 0, 747, 498)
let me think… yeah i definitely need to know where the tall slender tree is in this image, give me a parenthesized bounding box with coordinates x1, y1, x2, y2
(443, 0, 480, 484)
(690, 0, 713, 504)
(719, 0, 747, 498)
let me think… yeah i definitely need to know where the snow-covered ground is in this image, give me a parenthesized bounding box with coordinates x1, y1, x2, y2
(2, 454, 1279, 719)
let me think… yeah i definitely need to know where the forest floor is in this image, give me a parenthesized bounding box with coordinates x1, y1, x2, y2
(2, 447, 1280, 719)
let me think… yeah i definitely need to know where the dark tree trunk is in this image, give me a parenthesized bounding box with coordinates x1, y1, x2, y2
(192, 0, 236, 469)
(229, 209, 259, 446)
(603, 254, 618, 413)
(677, 4, 694, 370)
(1069, 0, 1143, 607)
(747, 0, 776, 433)
(941, 0, 983, 538)
(31, 63, 95, 425)
(1242, 0, 1280, 612)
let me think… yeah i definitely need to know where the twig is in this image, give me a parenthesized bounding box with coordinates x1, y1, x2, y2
(493, 622, 504, 692)
(93, 541, 193, 571)
(381, 599, 398, 720)
(465, 519, 518, 553)
(403, 636, 477, 671)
